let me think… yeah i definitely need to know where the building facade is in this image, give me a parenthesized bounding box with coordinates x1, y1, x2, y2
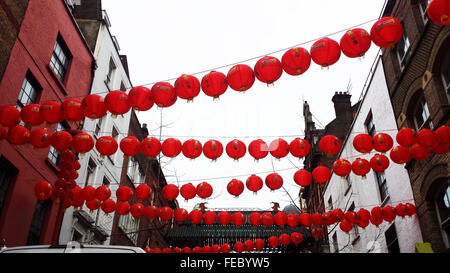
(381, 0, 449, 252)
(58, 0, 133, 245)
(0, 0, 94, 246)
(323, 56, 423, 253)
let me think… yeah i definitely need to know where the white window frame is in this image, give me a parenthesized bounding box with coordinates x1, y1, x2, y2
(105, 57, 116, 89)
(397, 25, 411, 71)
(413, 98, 433, 130)
(118, 214, 140, 245)
(127, 157, 137, 182)
(418, 0, 430, 24)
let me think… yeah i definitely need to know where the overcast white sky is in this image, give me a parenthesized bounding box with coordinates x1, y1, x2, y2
(101, 0, 387, 211)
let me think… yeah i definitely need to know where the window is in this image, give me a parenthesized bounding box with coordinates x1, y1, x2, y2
(332, 232, 339, 253)
(17, 72, 41, 110)
(0, 157, 18, 218)
(419, 0, 430, 22)
(102, 176, 110, 187)
(385, 224, 400, 253)
(109, 127, 119, 164)
(50, 35, 72, 83)
(71, 228, 84, 243)
(47, 123, 68, 166)
(435, 184, 450, 248)
(327, 196, 333, 211)
(375, 172, 389, 203)
(26, 200, 51, 245)
(94, 116, 104, 137)
(413, 97, 433, 130)
(137, 169, 146, 185)
(118, 214, 140, 245)
(441, 53, 450, 98)
(127, 157, 137, 181)
(365, 111, 376, 137)
(105, 57, 116, 88)
(397, 25, 412, 70)
(348, 203, 359, 243)
(84, 158, 97, 187)
(344, 175, 351, 195)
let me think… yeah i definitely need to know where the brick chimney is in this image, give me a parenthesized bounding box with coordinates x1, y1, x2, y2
(332, 91, 352, 122)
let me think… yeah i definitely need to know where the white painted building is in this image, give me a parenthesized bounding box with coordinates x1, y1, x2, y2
(59, 5, 132, 245)
(323, 55, 423, 253)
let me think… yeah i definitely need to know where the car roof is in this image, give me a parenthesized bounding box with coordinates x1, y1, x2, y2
(0, 243, 146, 253)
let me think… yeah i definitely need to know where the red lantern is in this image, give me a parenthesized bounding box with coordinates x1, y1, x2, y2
(174, 74, 201, 101)
(144, 206, 160, 220)
(332, 159, 352, 178)
(220, 243, 231, 253)
(135, 184, 151, 200)
(427, 0, 450, 25)
(409, 143, 430, 161)
(432, 143, 450, 155)
(162, 184, 179, 201)
(202, 139, 223, 160)
(310, 37, 341, 67)
(279, 234, 291, 247)
(34, 181, 53, 201)
(269, 138, 289, 159)
(128, 86, 154, 111)
(265, 173, 283, 191)
(435, 125, 450, 144)
(105, 90, 130, 117)
(0, 105, 20, 128)
(174, 208, 189, 222)
(130, 203, 145, 218)
(227, 179, 245, 197)
(396, 128, 417, 147)
(281, 47, 311, 76)
(95, 185, 111, 201)
(159, 206, 174, 221)
(370, 154, 390, 173)
(339, 28, 372, 58)
(196, 182, 213, 199)
(311, 213, 324, 225)
(72, 133, 94, 154)
(343, 211, 358, 224)
(29, 128, 51, 148)
(217, 211, 231, 225)
(233, 241, 244, 253)
(261, 212, 274, 227)
(244, 240, 254, 252)
(163, 248, 173, 254)
(357, 208, 371, 223)
(382, 206, 396, 223)
(226, 139, 246, 160)
(120, 136, 141, 157)
(96, 136, 118, 157)
(116, 186, 133, 201)
(50, 131, 72, 152)
(352, 158, 371, 178)
(20, 104, 42, 126)
(180, 183, 196, 201)
(150, 82, 177, 108)
(254, 239, 265, 251)
(161, 138, 182, 158)
(370, 17, 403, 48)
(246, 174, 263, 193)
(152, 248, 162, 253)
(82, 185, 96, 201)
(86, 198, 102, 212)
(7, 125, 30, 145)
(274, 212, 287, 227)
(189, 210, 203, 225)
(312, 166, 331, 183)
(416, 128, 437, 148)
(268, 236, 279, 248)
(201, 71, 228, 99)
(394, 203, 407, 218)
(181, 139, 202, 159)
(202, 246, 212, 253)
(140, 137, 161, 158)
(370, 215, 383, 227)
(81, 94, 107, 119)
(61, 150, 76, 162)
(299, 213, 312, 226)
(389, 145, 411, 164)
(254, 56, 283, 85)
(62, 98, 83, 122)
(227, 64, 255, 92)
(353, 134, 373, 154)
(101, 199, 116, 214)
(211, 245, 220, 253)
(373, 133, 394, 153)
(293, 169, 312, 187)
(371, 206, 383, 219)
(320, 135, 342, 157)
(203, 211, 217, 225)
(248, 139, 269, 161)
(289, 138, 310, 159)
(332, 208, 344, 222)
(116, 201, 131, 215)
(40, 101, 62, 124)
(287, 213, 299, 227)
(249, 212, 261, 227)
(404, 203, 417, 216)
(291, 232, 303, 245)
(339, 219, 353, 233)
(231, 212, 246, 227)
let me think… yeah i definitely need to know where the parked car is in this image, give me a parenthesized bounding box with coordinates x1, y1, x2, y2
(0, 242, 146, 253)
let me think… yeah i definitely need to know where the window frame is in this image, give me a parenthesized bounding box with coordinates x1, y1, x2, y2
(47, 122, 70, 166)
(365, 111, 376, 137)
(413, 97, 433, 130)
(434, 184, 450, 249)
(0, 157, 18, 218)
(105, 57, 117, 89)
(17, 71, 41, 110)
(84, 158, 97, 187)
(49, 34, 72, 83)
(396, 23, 412, 71)
(418, 0, 430, 24)
(26, 200, 52, 245)
(375, 172, 390, 204)
(118, 214, 140, 245)
(385, 224, 400, 253)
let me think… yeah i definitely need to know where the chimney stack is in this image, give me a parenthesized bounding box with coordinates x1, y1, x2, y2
(332, 91, 352, 122)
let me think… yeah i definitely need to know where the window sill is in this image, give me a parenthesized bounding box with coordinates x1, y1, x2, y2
(46, 65, 68, 95)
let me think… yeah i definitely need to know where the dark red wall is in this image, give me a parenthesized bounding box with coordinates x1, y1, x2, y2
(0, 0, 94, 247)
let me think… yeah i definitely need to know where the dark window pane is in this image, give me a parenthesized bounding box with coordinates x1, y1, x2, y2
(26, 200, 51, 245)
(0, 157, 18, 217)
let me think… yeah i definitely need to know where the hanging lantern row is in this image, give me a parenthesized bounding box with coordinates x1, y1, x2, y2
(0, 16, 407, 125)
(145, 231, 305, 253)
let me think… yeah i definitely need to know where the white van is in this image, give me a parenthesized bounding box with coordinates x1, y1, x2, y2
(0, 241, 146, 253)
